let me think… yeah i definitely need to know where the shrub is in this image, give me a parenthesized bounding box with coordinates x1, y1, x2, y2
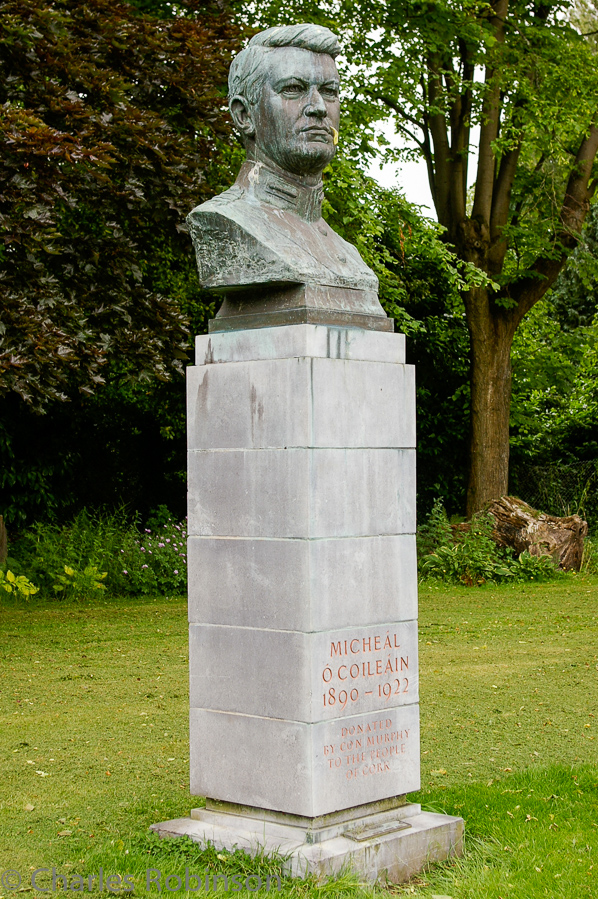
(417, 497, 453, 559)
(118, 517, 187, 597)
(0, 568, 38, 599)
(53, 564, 107, 599)
(581, 536, 598, 575)
(9, 509, 186, 598)
(419, 505, 562, 586)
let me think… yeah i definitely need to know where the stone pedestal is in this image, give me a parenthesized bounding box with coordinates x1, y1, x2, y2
(152, 323, 463, 881)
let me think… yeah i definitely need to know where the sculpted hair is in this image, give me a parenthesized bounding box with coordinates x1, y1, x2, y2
(228, 24, 341, 107)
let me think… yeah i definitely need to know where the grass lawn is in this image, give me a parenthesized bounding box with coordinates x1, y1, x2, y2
(1, 576, 597, 898)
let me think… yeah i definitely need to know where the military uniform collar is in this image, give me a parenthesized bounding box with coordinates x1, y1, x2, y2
(236, 161, 324, 224)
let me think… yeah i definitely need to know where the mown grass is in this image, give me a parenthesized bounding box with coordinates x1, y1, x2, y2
(1, 576, 597, 898)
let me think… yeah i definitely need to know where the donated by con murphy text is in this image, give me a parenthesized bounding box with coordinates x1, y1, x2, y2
(0, 869, 281, 893)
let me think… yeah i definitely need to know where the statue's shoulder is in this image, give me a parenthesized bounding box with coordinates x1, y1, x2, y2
(187, 186, 273, 246)
(187, 185, 245, 221)
(186, 187, 291, 290)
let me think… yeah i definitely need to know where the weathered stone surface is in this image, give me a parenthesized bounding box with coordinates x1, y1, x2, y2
(151, 805, 464, 884)
(186, 325, 418, 819)
(188, 447, 416, 538)
(198, 795, 415, 842)
(190, 708, 312, 815)
(195, 324, 406, 366)
(207, 287, 394, 333)
(486, 495, 588, 571)
(189, 624, 313, 721)
(314, 622, 418, 720)
(187, 536, 311, 631)
(187, 534, 418, 631)
(308, 536, 417, 630)
(187, 356, 415, 450)
(189, 704, 420, 817)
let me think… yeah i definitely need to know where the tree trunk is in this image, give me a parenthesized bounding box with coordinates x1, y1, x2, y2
(465, 286, 515, 516)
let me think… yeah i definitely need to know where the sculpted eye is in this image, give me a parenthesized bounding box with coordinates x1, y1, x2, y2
(280, 82, 304, 96)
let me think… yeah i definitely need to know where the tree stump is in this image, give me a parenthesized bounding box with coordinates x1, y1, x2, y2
(485, 496, 588, 572)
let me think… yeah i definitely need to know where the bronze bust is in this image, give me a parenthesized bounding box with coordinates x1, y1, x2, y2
(187, 24, 392, 332)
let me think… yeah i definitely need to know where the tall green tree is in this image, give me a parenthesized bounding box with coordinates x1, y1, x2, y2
(0, 0, 241, 407)
(257, 0, 598, 514)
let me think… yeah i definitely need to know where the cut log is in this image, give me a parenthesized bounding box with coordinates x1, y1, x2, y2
(485, 495, 588, 572)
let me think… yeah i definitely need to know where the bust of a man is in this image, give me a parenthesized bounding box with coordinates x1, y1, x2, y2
(187, 24, 392, 332)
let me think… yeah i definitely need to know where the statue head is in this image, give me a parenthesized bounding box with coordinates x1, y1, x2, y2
(228, 24, 341, 179)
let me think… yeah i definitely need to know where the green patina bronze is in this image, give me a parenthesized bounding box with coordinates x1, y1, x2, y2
(186, 24, 392, 333)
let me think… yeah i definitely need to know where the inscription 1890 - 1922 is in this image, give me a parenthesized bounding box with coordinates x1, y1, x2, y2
(321, 630, 410, 712)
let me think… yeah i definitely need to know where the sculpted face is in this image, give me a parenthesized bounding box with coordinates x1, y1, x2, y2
(231, 47, 340, 178)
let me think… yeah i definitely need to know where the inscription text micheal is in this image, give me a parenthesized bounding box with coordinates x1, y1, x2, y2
(319, 625, 417, 715)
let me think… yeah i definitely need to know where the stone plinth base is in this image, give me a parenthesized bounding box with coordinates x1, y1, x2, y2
(150, 800, 463, 884)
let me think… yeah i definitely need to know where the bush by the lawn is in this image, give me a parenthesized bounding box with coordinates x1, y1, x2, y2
(5, 506, 187, 599)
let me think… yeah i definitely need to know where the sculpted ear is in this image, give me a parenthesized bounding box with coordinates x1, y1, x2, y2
(230, 96, 256, 139)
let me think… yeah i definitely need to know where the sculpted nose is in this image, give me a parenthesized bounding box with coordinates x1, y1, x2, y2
(304, 88, 327, 118)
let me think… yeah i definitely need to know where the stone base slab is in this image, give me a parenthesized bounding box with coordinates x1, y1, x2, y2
(209, 306, 394, 333)
(196, 323, 405, 366)
(150, 803, 463, 884)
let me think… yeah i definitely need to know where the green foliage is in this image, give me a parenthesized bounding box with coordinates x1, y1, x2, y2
(581, 535, 598, 574)
(9, 509, 187, 598)
(508, 206, 598, 528)
(510, 296, 598, 465)
(255, 0, 598, 513)
(417, 497, 453, 559)
(323, 153, 492, 329)
(509, 549, 563, 582)
(0, 148, 475, 526)
(550, 203, 598, 331)
(120, 516, 188, 596)
(419, 506, 561, 586)
(323, 156, 474, 515)
(0, 1, 245, 525)
(0, 371, 187, 527)
(510, 459, 598, 534)
(53, 564, 107, 599)
(0, 0, 243, 407)
(0, 568, 38, 598)
(509, 293, 598, 532)
(256, 0, 598, 282)
(409, 309, 471, 517)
